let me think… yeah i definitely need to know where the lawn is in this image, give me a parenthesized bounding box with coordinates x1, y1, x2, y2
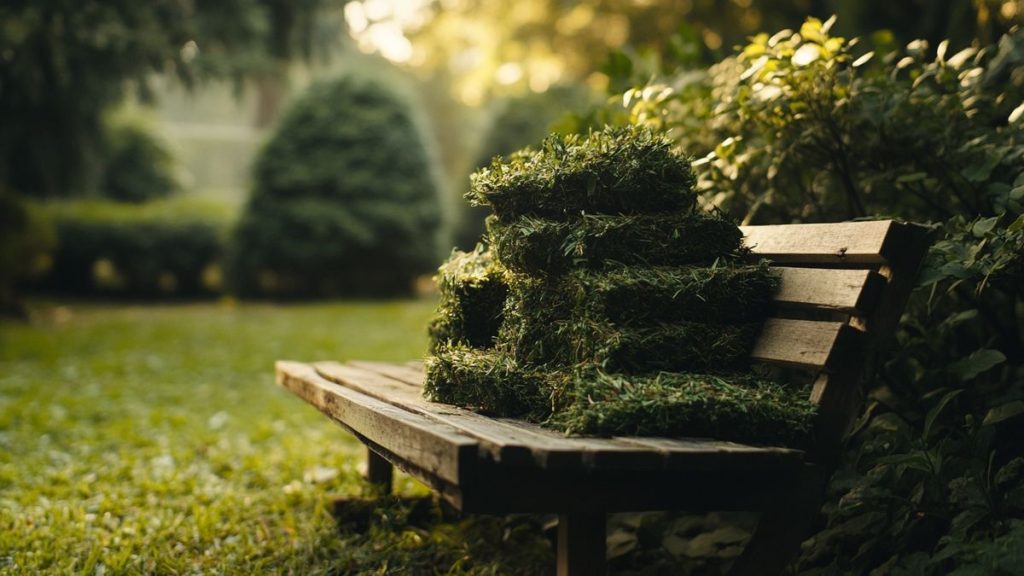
(0, 299, 465, 574)
(0, 300, 745, 575)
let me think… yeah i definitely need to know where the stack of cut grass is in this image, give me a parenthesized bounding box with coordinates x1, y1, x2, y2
(425, 126, 816, 447)
(427, 245, 507, 351)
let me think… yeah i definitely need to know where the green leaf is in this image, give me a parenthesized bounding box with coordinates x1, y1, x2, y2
(1009, 101, 1024, 124)
(949, 349, 1007, 382)
(800, 18, 824, 44)
(983, 401, 1024, 426)
(792, 43, 821, 67)
(925, 389, 963, 439)
(972, 216, 999, 237)
(1008, 214, 1024, 234)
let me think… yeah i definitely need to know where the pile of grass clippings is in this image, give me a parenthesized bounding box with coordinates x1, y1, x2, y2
(425, 126, 814, 448)
(424, 346, 554, 418)
(468, 126, 697, 220)
(498, 262, 778, 328)
(487, 212, 744, 275)
(499, 305, 758, 372)
(548, 370, 817, 448)
(427, 245, 508, 351)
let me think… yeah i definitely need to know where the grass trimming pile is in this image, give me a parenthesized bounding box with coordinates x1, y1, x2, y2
(426, 126, 816, 447)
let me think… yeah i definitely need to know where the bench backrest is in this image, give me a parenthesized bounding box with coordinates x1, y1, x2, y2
(742, 220, 930, 461)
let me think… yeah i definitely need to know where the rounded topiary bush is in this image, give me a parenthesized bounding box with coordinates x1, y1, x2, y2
(101, 116, 179, 203)
(229, 74, 443, 298)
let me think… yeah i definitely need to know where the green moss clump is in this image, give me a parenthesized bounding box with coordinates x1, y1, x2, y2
(427, 245, 508, 351)
(549, 370, 817, 447)
(488, 212, 743, 275)
(424, 346, 553, 418)
(468, 127, 697, 220)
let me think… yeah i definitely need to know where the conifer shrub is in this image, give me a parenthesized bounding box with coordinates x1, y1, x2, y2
(229, 74, 442, 298)
(100, 115, 179, 203)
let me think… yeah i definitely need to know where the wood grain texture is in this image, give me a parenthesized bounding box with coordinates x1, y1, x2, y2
(331, 360, 802, 469)
(275, 361, 477, 485)
(742, 220, 895, 264)
(750, 318, 862, 370)
(316, 361, 584, 468)
(773, 267, 886, 314)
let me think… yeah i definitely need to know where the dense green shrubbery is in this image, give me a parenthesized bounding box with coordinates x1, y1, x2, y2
(100, 114, 179, 203)
(228, 75, 443, 298)
(578, 16, 1024, 574)
(0, 191, 55, 316)
(32, 200, 230, 297)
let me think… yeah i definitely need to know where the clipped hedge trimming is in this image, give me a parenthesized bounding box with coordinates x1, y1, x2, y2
(426, 346, 816, 447)
(424, 346, 552, 418)
(229, 74, 442, 298)
(427, 245, 508, 351)
(487, 212, 743, 275)
(548, 369, 816, 447)
(468, 126, 697, 220)
(31, 200, 229, 297)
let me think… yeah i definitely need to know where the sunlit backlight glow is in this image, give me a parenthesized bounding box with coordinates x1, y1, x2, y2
(344, 0, 431, 63)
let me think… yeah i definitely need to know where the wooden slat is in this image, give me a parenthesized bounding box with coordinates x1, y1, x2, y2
(315, 361, 585, 468)
(773, 267, 886, 314)
(356, 362, 805, 468)
(348, 361, 425, 389)
(613, 436, 802, 469)
(742, 220, 895, 264)
(275, 361, 477, 485)
(750, 318, 861, 370)
(348, 361, 667, 470)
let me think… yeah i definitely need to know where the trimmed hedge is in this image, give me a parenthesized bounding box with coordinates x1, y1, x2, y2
(229, 74, 443, 298)
(31, 200, 230, 297)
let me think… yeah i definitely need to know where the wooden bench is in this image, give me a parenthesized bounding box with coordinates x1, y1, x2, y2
(276, 219, 930, 575)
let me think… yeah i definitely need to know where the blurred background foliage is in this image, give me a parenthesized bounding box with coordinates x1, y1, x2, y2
(228, 73, 443, 298)
(2, 0, 1024, 572)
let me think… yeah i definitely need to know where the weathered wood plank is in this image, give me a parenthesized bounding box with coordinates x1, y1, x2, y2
(316, 361, 586, 468)
(742, 220, 895, 264)
(751, 318, 862, 370)
(275, 361, 477, 485)
(773, 267, 886, 314)
(613, 436, 802, 469)
(349, 362, 675, 470)
(349, 361, 423, 389)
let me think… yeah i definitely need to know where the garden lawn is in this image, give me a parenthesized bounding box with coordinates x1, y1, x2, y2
(0, 300, 450, 574)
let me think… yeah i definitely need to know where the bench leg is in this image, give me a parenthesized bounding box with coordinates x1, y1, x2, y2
(557, 511, 606, 576)
(728, 467, 825, 576)
(365, 447, 394, 494)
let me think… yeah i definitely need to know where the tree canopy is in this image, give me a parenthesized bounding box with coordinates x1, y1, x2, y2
(0, 0, 345, 198)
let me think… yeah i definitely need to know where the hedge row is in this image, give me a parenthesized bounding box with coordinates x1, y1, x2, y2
(29, 201, 231, 297)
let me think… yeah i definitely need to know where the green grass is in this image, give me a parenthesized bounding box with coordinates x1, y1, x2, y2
(0, 300, 444, 574)
(0, 300, 745, 575)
